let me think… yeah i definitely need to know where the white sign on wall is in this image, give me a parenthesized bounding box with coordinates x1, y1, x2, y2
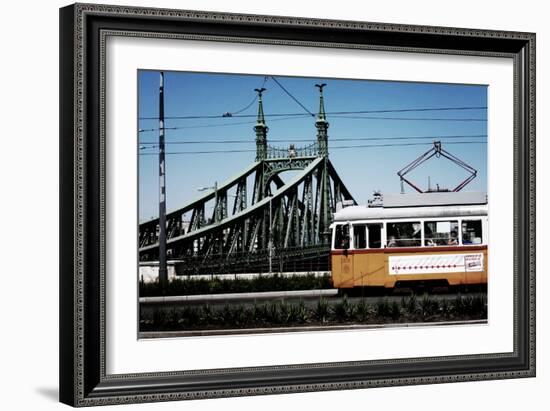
(389, 253, 484, 275)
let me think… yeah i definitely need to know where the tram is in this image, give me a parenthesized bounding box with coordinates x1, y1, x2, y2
(330, 191, 488, 289)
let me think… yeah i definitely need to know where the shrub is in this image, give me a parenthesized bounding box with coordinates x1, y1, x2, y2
(152, 308, 167, 329)
(314, 298, 330, 323)
(439, 298, 452, 318)
(333, 295, 356, 322)
(290, 300, 309, 324)
(218, 305, 234, 325)
(471, 295, 487, 318)
(401, 295, 418, 316)
(200, 304, 215, 324)
(356, 299, 371, 322)
(453, 294, 472, 316)
(166, 307, 180, 328)
(231, 305, 247, 327)
(389, 301, 402, 321)
(266, 302, 283, 324)
(419, 294, 439, 320)
(375, 299, 391, 319)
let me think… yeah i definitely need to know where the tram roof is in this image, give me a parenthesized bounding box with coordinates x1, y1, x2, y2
(383, 191, 487, 208)
(333, 191, 488, 222)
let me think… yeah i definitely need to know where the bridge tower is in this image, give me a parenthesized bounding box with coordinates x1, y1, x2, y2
(315, 83, 332, 243)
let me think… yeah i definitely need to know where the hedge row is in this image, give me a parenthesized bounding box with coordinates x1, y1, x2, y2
(140, 273, 332, 297)
(140, 294, 487, 332)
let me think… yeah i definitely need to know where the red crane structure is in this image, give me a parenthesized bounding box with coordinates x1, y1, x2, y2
(397, 141, 477, 194)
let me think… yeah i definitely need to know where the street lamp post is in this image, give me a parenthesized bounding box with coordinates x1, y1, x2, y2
(198, 181, 225, 256)
(198, 181, 219, 222)
(268, 194, 273, 274)
(213, 181, 218, 222)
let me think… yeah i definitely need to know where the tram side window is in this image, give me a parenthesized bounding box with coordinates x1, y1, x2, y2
(424, 220, 459, 246)
(386, 222, 421, 247)
(334, 224, 350, 249)
(462, 220, 483, 244)
(353, 224, 367, 249)
(368, 224, 382, 248)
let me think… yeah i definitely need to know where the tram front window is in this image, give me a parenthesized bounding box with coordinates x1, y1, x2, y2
(386, 222, 421, 247)
(334, 224, 350, 249)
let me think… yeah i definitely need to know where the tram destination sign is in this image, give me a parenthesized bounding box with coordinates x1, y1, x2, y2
(389, 253, 484, 275)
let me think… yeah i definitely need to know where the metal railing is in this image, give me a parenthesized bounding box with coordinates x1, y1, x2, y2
(266, 142, 318, 159)
(170, 244, 331, 276)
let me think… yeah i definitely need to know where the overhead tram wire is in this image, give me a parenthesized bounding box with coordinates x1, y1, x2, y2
(269, 76, 315, 117)
(224, 76, 269, 116)
(138, 114, 312, 133)
(139, 134, 488, 145)
(138, 112, 486, 133)
(138, 106, 487, 120)
(328, 106, 487, 115)
(331, 141, 487, 150)
(138, 141, 487, 156)
(139, 112, 309, 120)
(330, 115, 487, 122)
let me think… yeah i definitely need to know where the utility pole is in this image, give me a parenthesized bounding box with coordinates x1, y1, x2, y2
(158, 72, 168, 291)
(268, 193, 273, 274)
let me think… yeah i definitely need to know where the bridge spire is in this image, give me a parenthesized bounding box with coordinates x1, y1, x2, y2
(254, 87, 268, 161)
(315, 83, 332, 243)
(315, 83, 329, 156)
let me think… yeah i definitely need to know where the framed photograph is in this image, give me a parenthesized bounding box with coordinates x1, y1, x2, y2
(59, 2, 535, 407)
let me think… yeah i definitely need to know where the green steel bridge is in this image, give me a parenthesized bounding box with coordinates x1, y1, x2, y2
(139, 85, 356, 275)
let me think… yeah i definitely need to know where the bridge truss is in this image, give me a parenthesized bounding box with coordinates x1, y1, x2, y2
(139, 85, 356, 274)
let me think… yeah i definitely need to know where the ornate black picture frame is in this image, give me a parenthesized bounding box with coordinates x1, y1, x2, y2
(59, 3, 535, 407)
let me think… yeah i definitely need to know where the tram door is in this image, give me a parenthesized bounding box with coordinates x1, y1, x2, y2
(351, 223, 382, 287)
(366, 224, 383, 286)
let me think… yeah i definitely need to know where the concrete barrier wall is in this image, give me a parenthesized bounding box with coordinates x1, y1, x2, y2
(139, 262, 330, 284)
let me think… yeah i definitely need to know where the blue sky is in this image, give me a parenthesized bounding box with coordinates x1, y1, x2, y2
(138, 71, 487, 222)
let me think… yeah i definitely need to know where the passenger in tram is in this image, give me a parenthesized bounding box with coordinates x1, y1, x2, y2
(424, 226, 436, 246)
(387, 236, 397, 247)
(448, 230, 459, 245)
(411, 223, 422, 246)
(340, 235, 350, 249)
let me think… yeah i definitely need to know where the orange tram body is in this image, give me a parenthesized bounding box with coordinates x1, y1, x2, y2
(330, 192, 488, 289)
